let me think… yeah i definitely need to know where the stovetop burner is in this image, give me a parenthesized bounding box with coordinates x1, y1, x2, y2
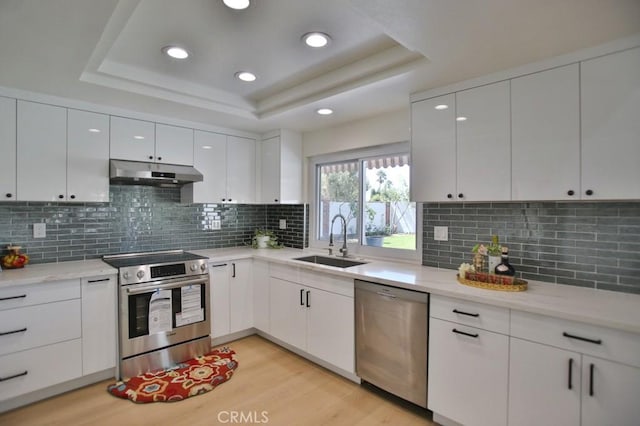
(102, 250, 207, 269)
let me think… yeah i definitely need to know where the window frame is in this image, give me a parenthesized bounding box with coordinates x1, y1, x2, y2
(308, 142, 422, 263)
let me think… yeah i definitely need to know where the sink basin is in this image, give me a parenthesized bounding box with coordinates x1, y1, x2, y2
(293, 255, 367, 268)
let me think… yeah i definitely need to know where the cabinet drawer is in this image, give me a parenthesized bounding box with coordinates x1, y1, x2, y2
(511, 310, 640, 368)
(0, 279, 80, 311)
(0, 299, 81, 356)
(430, 294, 510, 334)
(0, 339, 82, 401)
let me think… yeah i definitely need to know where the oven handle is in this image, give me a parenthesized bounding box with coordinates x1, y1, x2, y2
(125, 277, 208, 295)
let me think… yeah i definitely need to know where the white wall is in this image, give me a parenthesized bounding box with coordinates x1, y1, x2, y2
(301, 108, 410, 201)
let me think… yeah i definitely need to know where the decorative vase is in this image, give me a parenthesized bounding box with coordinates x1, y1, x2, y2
(488, 255, 501, 273)
(256, 235, 270, 248)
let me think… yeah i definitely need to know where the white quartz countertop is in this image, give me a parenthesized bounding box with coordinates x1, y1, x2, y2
(2, 248, 639, 334)
(0, 259, 117, 288)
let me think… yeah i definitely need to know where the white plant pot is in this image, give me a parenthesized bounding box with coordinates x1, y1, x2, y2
(488, 255, 501, 273)
(256, 235, 270, 248)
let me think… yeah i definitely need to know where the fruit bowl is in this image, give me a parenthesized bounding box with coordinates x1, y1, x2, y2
(1, 245, 29, 269)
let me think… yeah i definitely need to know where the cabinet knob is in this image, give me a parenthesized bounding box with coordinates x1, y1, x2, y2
(274, 199, 278, 202)
(58, 194, 64, 199)
(222, 198, 226, 202)
(228, 198, 232, 202)
(157, 156, 162, 161)
(70, 194, 76, 200)
(148, 155, 154, 160)
(447, 193, 453, 199)
(567, 190, 575, 196)
(585, 189, 594, 196)
(5, 193, 12, 198)
(458, 193, 464, 199)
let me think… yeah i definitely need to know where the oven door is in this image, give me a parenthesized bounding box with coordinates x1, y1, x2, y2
(119, 275, 210, 359)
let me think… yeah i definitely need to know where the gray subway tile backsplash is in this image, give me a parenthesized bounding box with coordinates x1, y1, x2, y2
(422, 201, 640, 294)
(0, 185, 308, 264)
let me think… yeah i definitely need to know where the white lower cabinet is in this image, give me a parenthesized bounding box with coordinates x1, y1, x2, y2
(252, 259, 270, 333)
(509, 337, 581, 426)
(81, 275, 117, 375)
(428, 318, 509, 426)
(509, 310, 640, 426)
(209, 259, 253, 339)
(268, 266, 355, 374)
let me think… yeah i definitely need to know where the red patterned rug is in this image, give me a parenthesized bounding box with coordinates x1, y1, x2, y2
(107, 347, 237, 403)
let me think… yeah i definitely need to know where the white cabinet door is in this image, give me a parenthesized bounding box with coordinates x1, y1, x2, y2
(509, 337, 581, 426)
(581, 356, 640, 426)
(67, 109, 110, 202)
(428, 318, 508, 426)
(229, 259, 253, 334)
(411, 94, 456, 202)
(306, 288, 354, 373)
(209, 262, 230, 338)
(155, 123, 193, 166)
(0, 97, 16, 202)
(581, 47, 640, 200)
(260, 136, 280, 203)
(81, 275, 117, 375)
(252, 260, 270, 333)
(269, 277, 306, 350)
(511, 64, 580, 200)
(456, 81, 511, 201)
(226, 135, 256, 203)
(183, 130, 227, 203)
(17, 100, 67, 201)
(109, 116, 155, 162)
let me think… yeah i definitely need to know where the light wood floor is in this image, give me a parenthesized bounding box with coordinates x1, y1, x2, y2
(0, 335, 434, 426)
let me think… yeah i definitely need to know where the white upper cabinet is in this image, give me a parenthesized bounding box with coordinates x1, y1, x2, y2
(226, 135, 256, 203)
(260, 130, 302, 204)
(155, 123, 194, 165)
(109, 116, 155, 162)
(411, 94, 456, 202)
(581, 47, 640, 200)
(182, 132, 256, 204)
(67, 109, 110, 202)
(0, 96, 16, 201)
(511, 64, 580, 200)
(456, 81, 511, 201)
(17, 100, 68, 201)
(184, 130, 227, 203)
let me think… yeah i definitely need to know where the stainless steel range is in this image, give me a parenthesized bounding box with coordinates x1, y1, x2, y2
(103, 250, 210, 379)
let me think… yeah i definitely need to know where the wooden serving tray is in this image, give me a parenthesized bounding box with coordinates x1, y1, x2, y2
(457, 273, 528, 292)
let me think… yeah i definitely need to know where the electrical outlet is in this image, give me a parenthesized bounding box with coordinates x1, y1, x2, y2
(434, 226, 448, 241)
(33, 223, 46, 238)
(279, 219, 287, 230)
(211, 220, 221, 230)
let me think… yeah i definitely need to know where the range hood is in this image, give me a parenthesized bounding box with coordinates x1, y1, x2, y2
(110, 160, 203, 187)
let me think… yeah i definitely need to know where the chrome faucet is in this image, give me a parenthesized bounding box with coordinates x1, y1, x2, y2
(329, 214, 348, 258)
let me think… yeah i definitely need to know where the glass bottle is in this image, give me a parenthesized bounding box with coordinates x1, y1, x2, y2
(494, 247, 516, 276)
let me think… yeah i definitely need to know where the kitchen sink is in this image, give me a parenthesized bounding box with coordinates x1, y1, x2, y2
(293, 255, 367, 268)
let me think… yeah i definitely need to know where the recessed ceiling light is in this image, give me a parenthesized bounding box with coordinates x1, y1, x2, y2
(456, 116, 468, 122)
(88, 128, 101, 133)
(434, 104, 448, 110)
(133, 135, 145, 140)
(235, 71, 257, 82)
(316, 108, 333, 115)
(162, 46, 189, 59)
(202, 145, 213, 150)
(303, 32, 331, 48)
(223, 0, 250, 10)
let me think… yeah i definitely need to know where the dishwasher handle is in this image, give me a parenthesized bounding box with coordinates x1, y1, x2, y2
(376, 291, 396, 299)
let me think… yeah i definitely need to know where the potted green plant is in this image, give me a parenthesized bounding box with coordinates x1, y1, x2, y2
(251, 229, 282, 249)
(365, 224, 390, 247)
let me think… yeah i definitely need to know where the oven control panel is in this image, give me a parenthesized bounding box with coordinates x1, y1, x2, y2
(119, 259, 208, 285)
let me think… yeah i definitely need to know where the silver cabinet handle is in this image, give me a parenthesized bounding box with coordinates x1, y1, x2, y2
(376, 291, 396, 299)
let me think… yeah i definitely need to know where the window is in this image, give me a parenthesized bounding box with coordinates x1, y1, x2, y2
(312, 143, 419, 260)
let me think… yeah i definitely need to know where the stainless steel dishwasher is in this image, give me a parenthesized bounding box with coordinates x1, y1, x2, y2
(355, 280, 429, 408)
